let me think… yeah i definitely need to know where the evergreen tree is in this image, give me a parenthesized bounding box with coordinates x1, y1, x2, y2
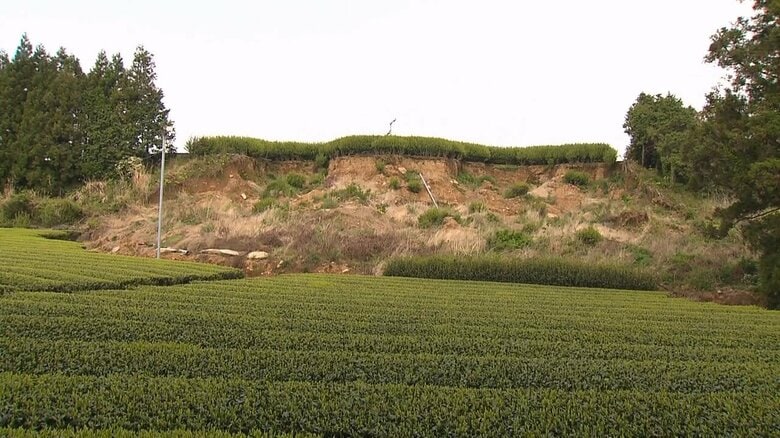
(0, 34, 35, 188)
(689, 1, 780, 308)
(81, 51, 131, 179)
(125, 46, 174, 158)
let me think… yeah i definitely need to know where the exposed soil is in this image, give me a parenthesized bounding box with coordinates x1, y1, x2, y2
(79, 155, 760, 306)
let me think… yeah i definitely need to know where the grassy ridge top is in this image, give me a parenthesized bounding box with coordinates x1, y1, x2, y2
(0, 228, 242, 293)
(186, 135, 617, 165)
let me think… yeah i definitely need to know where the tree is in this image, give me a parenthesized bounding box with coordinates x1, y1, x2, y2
(623, 93, 697, 182)
(124, 46, 174, 158)
(80, 51, 132, 179)
(0, 34, 35, 188)
(691, 1, 780, 308)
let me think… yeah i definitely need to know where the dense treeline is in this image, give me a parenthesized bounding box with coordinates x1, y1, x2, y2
(624, 1, 779, 308)
(187, 135, 617, 165)
(0, 34, 174, 193)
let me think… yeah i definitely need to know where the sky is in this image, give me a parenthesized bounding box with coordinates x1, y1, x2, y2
(1, 0, 754, 156)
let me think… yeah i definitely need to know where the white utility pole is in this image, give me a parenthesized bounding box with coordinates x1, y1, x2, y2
(155, 132, 166, 259)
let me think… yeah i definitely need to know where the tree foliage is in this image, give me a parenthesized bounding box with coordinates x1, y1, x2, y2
(0, 35, 174, 192)
(623, 93, 697, 182)
(692, 1, 780, 307)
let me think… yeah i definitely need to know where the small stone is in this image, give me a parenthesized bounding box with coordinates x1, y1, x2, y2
(110, 246, 120, 253)
(200, 248, 240, 256)
(240, 193, 247, 200)
(247, 251, 269, 260)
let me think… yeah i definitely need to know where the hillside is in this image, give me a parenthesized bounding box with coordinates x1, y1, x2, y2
(58, 153, 758, 305)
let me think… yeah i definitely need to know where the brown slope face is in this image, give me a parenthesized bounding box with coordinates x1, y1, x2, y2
(79, 155, 758, 306)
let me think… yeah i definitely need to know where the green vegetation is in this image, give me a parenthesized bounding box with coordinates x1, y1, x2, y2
(576, 226, 603, 245)
(384, 256, 658, 290)
(503, 182, 530, 198)
(0, 193, 84, 228)
(0, 228, 241, 293)
(0, 35, 173, 193)
(563, 170, 590, 186)
(468, 201, 486, 213)
(487, 229, 533, 251)
(456, 171, 496, 188)
(187, 135, 617, 165)
(328, 183, 371, 204)
(418, 208, 461, 228)
(404, 171, 423, 193)
(623, 3, 779, 308)
(388, 177, 401, 190)
(1, 274, 777, 435)
(252, 198, 276, 213)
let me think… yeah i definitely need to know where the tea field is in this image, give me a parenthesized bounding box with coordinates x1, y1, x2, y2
(0, 228, 241, 293)
(1, 269, 778, 436)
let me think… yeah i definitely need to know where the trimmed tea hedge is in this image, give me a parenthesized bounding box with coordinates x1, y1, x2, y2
(186, 135, 618, 165)
(1, 275, 778, 435)
(0, 228, 242, 293)
(383, 256, 658, 290)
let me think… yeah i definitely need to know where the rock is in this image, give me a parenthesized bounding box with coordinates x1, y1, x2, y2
(247, 251, 269, 260)
(161, 247, 189, 255)
(397, 166, 407, 174)
(240, 193, 247, 200)
(110, 246, 120, 253)
(277, 260, 285, 268)
(341, 267, 350, 274)
(200, 248, 240, 256)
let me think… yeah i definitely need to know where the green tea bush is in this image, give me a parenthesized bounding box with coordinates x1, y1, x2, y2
(576, 226, 602, 245)
(504, 182, 530, 198)
(564, 170, 590, 186)
(187, 135, 618, 165)
(384, 256, 658, 290)
(488, 229, 533, 251)
(418, 208, 460, 228)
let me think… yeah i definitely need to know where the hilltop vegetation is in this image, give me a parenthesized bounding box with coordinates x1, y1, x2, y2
(187, 135, 617, 165)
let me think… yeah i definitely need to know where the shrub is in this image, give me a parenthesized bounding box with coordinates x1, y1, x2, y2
(487, 229, 533, 251)
(263, 177, 298, 198)
(35, 198, 84, 227)
(285, 173, 306, 189)
(253, 198, 276, 213)
(407, 180, 422, 193)
(1, 193, 34, 222)
(404, 171, 423, 193)
(457, 172, 496, 189)
(331, 183, 370, 204)
(375, 159, 386, 174)
(564, 170, 590, 186)
(388, 177, 401, 190)
(504, 182, 530, 198)
(468, 201, 486, 213)
(418, 208, 460, 228)
(576, 226, 602, 245)
(384, 255, 658, 290)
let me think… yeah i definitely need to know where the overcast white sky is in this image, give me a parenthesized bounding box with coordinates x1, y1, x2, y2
(1, 0, 753, 156)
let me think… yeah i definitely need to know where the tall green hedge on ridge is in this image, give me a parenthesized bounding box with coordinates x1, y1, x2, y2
(186, 135, 617, 165)
(383, 256, 658, 291)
